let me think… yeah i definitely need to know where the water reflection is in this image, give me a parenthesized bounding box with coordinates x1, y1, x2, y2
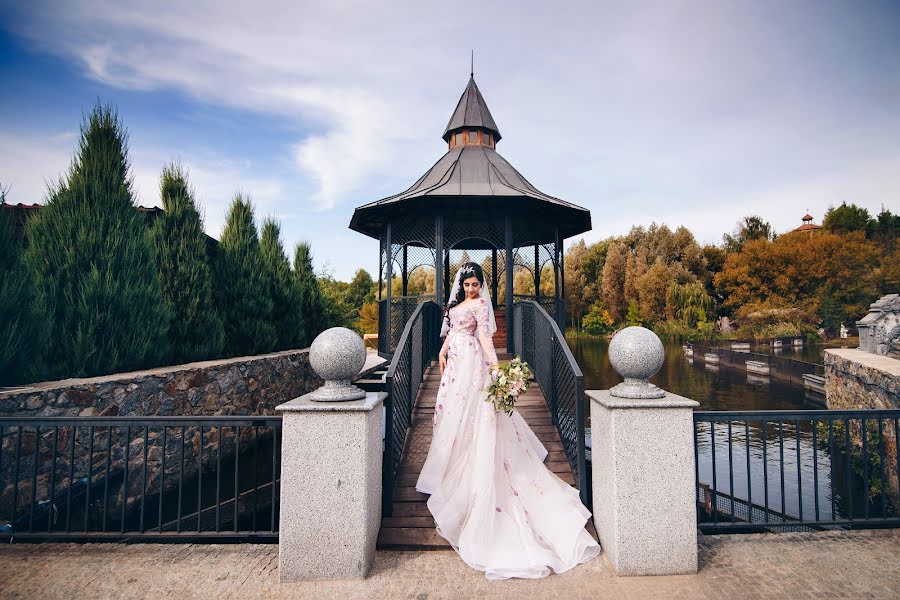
(566, 338, 891, 524)
(568, 337, 814, 411)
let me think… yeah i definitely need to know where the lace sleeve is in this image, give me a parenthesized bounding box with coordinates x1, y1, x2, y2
(439, 330, 450, 358)
(475, 298, 499, 367)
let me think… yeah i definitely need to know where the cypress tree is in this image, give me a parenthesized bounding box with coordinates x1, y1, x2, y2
(293, 241, 325, 346)
(0, 190, 48, 384)
(151, 163, 225, 363)
(215, 194, 276, 356)
(260, 218, 303, 350)
(23, 103, 170, 378)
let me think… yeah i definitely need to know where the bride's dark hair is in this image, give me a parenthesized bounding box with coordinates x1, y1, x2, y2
(446, 262, 484, 314)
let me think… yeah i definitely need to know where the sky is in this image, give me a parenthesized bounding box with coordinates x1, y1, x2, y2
(1, 0, 899, 281)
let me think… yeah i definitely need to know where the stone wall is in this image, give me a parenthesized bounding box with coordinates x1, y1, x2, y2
(0, 349, 323, 526)
(824, 349, 899, 410)
(824, 348, 900, 510)
(0, 349, 322, 418)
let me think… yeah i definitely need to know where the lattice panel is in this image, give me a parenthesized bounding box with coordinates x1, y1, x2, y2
(391, 215, 436, 248)
(444, 217, 506, 250)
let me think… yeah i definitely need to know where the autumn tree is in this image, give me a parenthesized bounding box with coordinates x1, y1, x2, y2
(714, 230, 883, 325)
(601, 241, 628, 321)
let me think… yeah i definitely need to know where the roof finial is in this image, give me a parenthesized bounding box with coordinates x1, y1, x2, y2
(471, 50, 474, 78)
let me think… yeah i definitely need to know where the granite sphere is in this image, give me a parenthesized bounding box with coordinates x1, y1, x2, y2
(609, 326, 665, 382)
(309, 327, 366, 382)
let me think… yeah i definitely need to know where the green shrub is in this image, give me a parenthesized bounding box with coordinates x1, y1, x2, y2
(293, 242, 325, 345)
(214, 194, 276, 356)
(151, 163, 224, 363)
(0, 190, 48, 384)
(260, 218, 303, 350)
(23, 103, 169, 378)
(582, 304, 615, 335)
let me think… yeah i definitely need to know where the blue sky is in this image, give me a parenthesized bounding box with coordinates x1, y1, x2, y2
(1, 0, 899, 281)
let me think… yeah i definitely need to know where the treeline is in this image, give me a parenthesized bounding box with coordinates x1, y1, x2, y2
(0, 103, 335, 386)
(565, 208, 898, 341)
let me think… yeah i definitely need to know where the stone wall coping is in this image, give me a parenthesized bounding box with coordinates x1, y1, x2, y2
(276, 391, 386, 413)
(586, 389, 699, 410)
(0, 348, 316, 398)
(825, 349, 900, 376)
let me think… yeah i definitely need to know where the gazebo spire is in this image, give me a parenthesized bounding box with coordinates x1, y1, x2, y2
(442, 75, 502, 144)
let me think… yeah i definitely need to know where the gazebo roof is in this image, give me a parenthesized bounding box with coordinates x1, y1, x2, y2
(442, 76, 501, 142)
(349, 76, 592, 241)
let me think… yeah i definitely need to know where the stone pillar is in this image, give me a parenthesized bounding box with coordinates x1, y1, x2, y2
(587, 326, 699, 576)
(276, 328, 384, 581)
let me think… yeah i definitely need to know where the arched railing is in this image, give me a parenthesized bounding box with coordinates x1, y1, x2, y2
(383, 300, 442, 516)
(512, 300, 589, 509)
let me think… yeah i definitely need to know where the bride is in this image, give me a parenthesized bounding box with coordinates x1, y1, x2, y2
(416, 261, 600, 580)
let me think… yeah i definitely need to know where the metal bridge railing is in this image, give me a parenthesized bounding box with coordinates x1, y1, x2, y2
(0, 416, 281, 542)
(512, 300, 589, 509)
(694, 409, 900, 533)
(383, 300, 442, 516)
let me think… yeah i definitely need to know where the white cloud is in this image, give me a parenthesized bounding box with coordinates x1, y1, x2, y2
(4, 0, 900, 279)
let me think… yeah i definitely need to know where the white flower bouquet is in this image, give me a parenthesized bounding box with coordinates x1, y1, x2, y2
(487, 357, 533, 415)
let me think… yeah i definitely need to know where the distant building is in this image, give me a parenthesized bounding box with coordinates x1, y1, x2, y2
(793, 213, 822, 237)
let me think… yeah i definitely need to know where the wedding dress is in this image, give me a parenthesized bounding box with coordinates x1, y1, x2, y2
(416, 271, 600, 580)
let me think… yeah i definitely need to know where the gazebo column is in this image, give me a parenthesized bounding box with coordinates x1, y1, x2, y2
(554, 227, 561, 299)
(557, 228, 565, 331)
(534, 244, 540, 301)
(402, 245, 408, 296)
(444, 250, 450, 302)
(491, 248, 498, 306)
(378, 234, 384, 301)
(434, 215, 444, 306)
(384, 222, 393, 352)
(505, 215, 514, 352)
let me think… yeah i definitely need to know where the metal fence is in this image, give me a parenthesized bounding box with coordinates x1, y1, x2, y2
(689, 343, 824, 385)
(0, 416, 281, 542)
(383, 300, 442, 516)
(513, 300, 589, 509)
(694, 409, 900, 533)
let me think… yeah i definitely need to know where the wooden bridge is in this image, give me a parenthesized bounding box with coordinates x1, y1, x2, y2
(376, 347, 597, 549)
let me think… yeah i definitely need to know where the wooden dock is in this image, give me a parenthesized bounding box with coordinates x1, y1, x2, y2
(378, 355, 597, 549)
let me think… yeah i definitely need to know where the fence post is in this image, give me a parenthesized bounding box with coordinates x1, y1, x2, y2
(587, 326, 698, 576)
(276, 328, 384, 581)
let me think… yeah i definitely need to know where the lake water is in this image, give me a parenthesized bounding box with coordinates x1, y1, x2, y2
(567, 338, 894, 524)
(567, 337, 818, 411)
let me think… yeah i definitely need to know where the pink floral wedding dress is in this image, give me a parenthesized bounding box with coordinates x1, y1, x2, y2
(416, 297, 600, 580)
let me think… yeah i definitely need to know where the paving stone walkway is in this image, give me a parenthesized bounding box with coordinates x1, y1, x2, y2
(1, 529, 898, 599)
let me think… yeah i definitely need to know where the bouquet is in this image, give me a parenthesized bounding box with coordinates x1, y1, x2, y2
(486, 357, 533, 415)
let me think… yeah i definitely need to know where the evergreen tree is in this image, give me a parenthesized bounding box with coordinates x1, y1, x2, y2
(151, 163, 224, 363)
(215, 194, 276, 356)
(260, 218, 304, 350)
(23, 103, 169, 378)
(293, 241, 325, 345)
(347, 268, 375, 311)
(823, 202, 873, 235)
(1, 187, 48, 384)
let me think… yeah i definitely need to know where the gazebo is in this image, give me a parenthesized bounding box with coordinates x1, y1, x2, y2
(349, 74, 592, 357)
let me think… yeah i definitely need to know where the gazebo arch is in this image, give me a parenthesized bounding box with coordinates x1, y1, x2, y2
(350, 75, 592, 356)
